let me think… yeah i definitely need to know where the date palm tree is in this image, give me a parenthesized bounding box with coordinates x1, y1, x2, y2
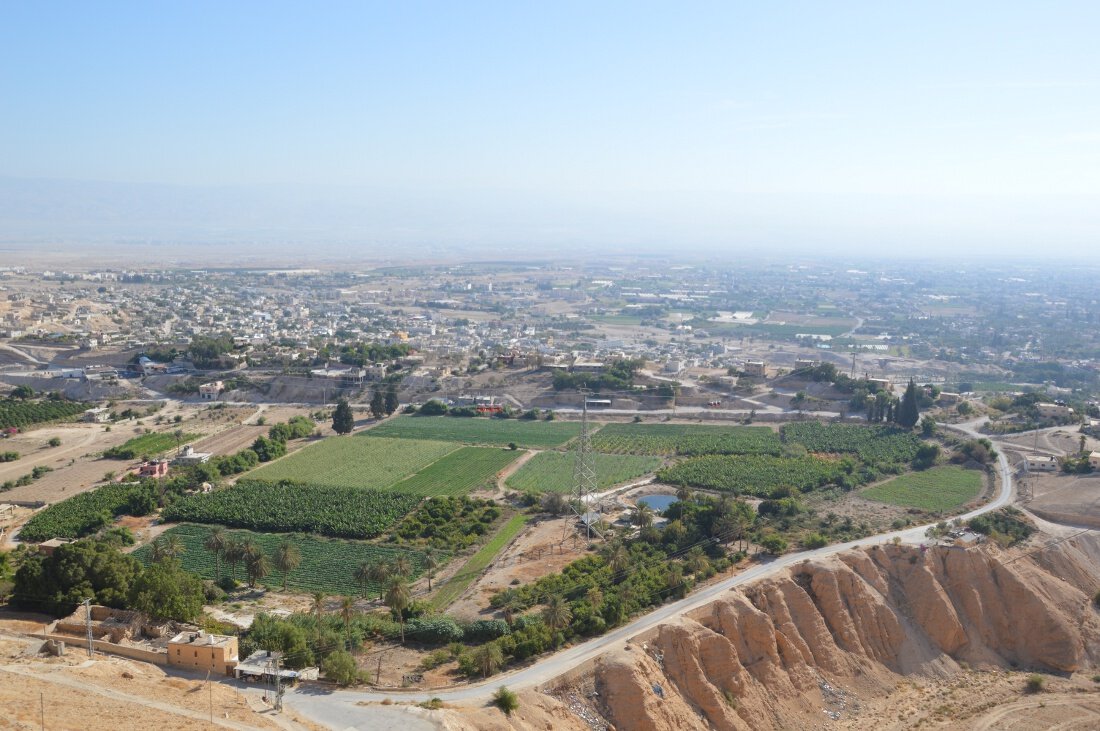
(311, 592, 326, 642)
(607, 543, 630, 580)
(151, 534, 185, 563)
(273, 540, 301, 591)
(222, 539, 245, 582)
(384, 578, 411, 643)
(392, 556, 412, 579)
(423, 548, 439, 591)
(353, 562, 372, 598)
(243, 542, 269, 588)
(203, 526, 227, 582)
(541, 594, 572, 633)
(367, 561, 391, 601)
(340, 596, 355, 648)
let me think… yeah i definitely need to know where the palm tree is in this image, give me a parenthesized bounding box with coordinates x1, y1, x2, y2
(472, 642, 504, 677)
(243, 544, 269, 588)
(203, 526, 227, 582)
(273, 540, 301, 591)
(311, 592, 326, 642)
(607, 543, 630, 579)
(675, 485, 694, 504)
(367, 561, 391, 601)
(384, 578, 411, 643)
(392, 556, 412, 579)
(585, 585, 604, 610)
(340, 596, 355, 649)
(152, 534, 185, 563)
(666, 564, 685, 597)
(632, 504, 653, 529)
(541, 595, 572, 633)
(423, 548, 439, 591)
(353, 562, 372, 598)
(223, 539, 245, 582)
(173, 429, 185, 455)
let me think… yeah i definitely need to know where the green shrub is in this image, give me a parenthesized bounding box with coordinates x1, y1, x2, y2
(465, 619, 511, 641)
(406, 616, 464, 644)
(1025, 674, 1045, 693)
(492, 686, 519, 715)
(802, 533, 828, 549)
(759, 534, 788, 554)
(322, 650, 359, 686)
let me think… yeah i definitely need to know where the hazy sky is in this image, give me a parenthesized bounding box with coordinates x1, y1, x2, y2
(2, 2, 1099, 258)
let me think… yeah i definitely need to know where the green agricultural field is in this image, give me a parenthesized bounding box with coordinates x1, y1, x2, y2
(103, 431, 201, 460)
(388, 447, 521, 496)
(19, 482, 149, 542)
(162, 479, 420, 539)
(505, 451, 661, 493)
(248, 436, 456, 490)
(861, 466, 983, 512)
(590, 422, 781, 456)
(368, 416, 581, 448)
(657, 454, 844, 496)
(134, 524, 431, 596)
(430, 514, 529, 610)
(0, 398, 89, 430)
(781, 422, 923, 465)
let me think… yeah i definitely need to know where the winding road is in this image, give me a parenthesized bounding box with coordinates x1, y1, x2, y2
(283, 420, 1017, 726)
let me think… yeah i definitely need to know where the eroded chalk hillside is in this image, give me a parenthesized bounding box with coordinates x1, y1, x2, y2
(446, 535, 1100, 731)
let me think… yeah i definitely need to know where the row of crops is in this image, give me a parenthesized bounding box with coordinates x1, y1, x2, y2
(162, 480, 420, 539)
(248, 436, 457, 490)
(657, 454, 846, 496)
(133, 524, 431, 596)
(387, 446, 520, 496)
(102, 431, 200, 460)
(590, 422, 782, 456)
(0, 398, 89, 430)
(369, 415, 581, 448)
(505, 451, 661, 493)
(780, 422, 923, 464)
(19, 482, 149, 541)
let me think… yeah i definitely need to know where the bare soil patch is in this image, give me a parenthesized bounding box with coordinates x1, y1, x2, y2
(1027, 472, 1100, 528)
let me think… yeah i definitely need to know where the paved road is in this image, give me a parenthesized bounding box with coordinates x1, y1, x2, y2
(285, 419, 1015, 722)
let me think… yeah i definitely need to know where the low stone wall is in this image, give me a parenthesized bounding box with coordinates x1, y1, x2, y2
(41, 633, 167, 665)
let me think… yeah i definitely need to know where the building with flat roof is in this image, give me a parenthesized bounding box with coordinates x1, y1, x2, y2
(198, 381, 224, 400)
(168, 631, 239, 676)
(173, 445, 212, 466)
(83, 407, 111, 423)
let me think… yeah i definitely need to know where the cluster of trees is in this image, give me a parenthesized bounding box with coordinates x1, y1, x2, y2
(11, 538, 204, 622)
(551, 358, 645, 392)
(331, 342, 410, 367)
(187, 335, 237, 369)
(368, 387, 400, 420)
(189, 528, 301, 591)
(251, 415, 316, 462)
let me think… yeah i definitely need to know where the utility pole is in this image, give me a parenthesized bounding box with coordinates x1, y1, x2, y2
(82, 598, 93, 658)
(206, 670, 212, 725)
(273, 655, 282, 712)
(40, 690, 44, 731)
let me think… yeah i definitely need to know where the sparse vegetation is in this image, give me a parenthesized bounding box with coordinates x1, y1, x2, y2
(492, 686, 519, 715)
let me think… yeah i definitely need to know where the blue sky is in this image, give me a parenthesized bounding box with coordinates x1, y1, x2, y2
(2, 2, 1099, 257)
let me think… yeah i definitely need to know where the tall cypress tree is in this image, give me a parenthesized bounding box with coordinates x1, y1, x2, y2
(369, 389, 386, 419)
(897, 380, 920, 428)
(332, 399, 355, 434)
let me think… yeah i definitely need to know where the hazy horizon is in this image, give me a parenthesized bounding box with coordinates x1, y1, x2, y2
(3, 2, 1099, 260)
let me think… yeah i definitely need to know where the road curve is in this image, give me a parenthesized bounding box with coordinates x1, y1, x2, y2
(287, 421, 1015, 718)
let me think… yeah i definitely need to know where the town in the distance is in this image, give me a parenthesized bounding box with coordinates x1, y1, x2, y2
(1, 256, 1099, 730)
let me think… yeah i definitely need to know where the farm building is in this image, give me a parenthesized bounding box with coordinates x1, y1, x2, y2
(173, 445, 212, 466)
(138, 460, 169, 479)
(1025, 455, 1059, 472)
(743, 361, 766, 377)
(168, 631, 239, 676)
(83, 407, 111, 423)
(198, 381, 224, 400)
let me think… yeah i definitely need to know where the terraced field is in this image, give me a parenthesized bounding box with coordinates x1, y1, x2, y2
(368, 416, 581, 448)
(590, 422, 781, 456)
(505, 451, 661, 493)
(248, 436, 456, 489)
(134, 524, 431, 596)
(861, 465, 983, 511)
(388, 447, 521, 496)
